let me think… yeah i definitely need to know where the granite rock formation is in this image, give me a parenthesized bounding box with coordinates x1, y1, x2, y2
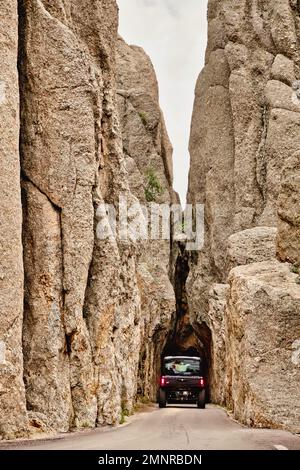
(116, 36, 176, 402)
(226, 261, 300, 432)
(1, 0, 300, 440)
(0, 0, 175, 438)
(187, 0, 300, 432)
(277, 152, 300, 266)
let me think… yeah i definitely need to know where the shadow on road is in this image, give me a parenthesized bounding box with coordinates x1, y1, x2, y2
(160, 404, 206, 410)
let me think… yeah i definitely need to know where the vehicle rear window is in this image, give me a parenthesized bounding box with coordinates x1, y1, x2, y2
(163, 358, 201, 376)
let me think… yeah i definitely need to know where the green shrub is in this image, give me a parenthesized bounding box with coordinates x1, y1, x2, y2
(295, 276, 300, 285)
(144, 169, 162, 202)
(81, 421, 91, 428)
(138, 111, 148, 126)
(119, 408, 130, 425)
(139, 396, 151, 405)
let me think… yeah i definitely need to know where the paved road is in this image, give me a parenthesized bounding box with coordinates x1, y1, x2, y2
(1, 405, 300, 450)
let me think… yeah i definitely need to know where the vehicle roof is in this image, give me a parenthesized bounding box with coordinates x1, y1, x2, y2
(163, 356, 200, 360)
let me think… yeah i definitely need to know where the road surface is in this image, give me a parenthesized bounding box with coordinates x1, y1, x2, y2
(1, 405, 300, 450)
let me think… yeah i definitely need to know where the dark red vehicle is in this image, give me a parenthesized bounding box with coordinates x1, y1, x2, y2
(158, 356, 206, 409)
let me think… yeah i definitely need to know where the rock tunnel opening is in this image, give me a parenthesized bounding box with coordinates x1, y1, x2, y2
(160, 243, 213, 400)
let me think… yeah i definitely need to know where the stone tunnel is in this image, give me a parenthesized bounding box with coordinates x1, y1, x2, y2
(161, 243, 213, 400)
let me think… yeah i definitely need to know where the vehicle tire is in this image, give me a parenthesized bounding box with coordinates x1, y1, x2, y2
(158, 389, 167, 408)
(197, 389, 206, 409)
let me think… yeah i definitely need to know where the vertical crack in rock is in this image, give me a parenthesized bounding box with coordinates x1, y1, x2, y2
(21, 179, 73, 432)
(0, 0, 28, 440)
(255, 104, 269, 214)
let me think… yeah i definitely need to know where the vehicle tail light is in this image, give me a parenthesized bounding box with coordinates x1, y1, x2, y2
(199, 377, 205, 387)
(160, 376, 166, 387)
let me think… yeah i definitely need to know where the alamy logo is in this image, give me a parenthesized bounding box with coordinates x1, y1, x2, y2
(292, 80, 300, 107)
(291, 340, 300, 366)
(96, 196, 204, 251)
(0, 341, 6, 365)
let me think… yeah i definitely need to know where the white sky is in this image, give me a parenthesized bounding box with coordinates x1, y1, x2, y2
(117, 0, 208, 203)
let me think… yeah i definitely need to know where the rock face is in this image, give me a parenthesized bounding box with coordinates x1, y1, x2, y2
(116, 37, 176, 400)
(208, 284, 228, 406)
(116, 37, 173, 196)
(277, 153, 300, 266)
(187, 0, 300, 431)
(226, 262, 300, 432)
(22, 181, 72, 432)
(0, 1, 175, 439)
(0, 0, 28, 439)
(227, 227, 277, 273)
(19, 0, 122, 432)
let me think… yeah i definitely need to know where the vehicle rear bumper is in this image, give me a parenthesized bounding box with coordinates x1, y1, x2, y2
(159, 387, 204, 403)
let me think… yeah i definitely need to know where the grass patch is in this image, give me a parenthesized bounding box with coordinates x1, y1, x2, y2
(81, 421, 91, 428)
(119, 408, 130, 425)
(138, 396, 151, 405)
(133, 397, 152, 413)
